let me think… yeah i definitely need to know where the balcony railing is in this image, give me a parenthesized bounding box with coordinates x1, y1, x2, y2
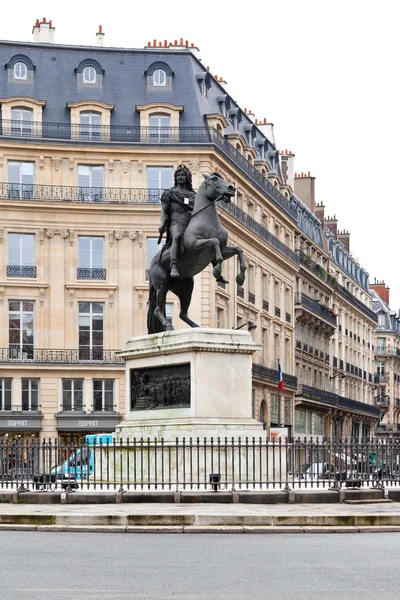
(0, 121, 213, 144)
(237, 286, 244, 299)
(252, 364, 297, 390)
(0, 348, 123, 364)
(296, 250, 337, 286)
(0, 404, 41, 412)
(294, 292, 337, 327)
(375, 396, 390, 408)
(1, 183, 164, 205)
(77, 267, 106, 280)
(0, 121, 297, 222)
(297, 384, 380, 418)
(221, 203, 299, 264)
(6, 265, 37, 278)
(335, 284, 378, 325)
(375, 346, 400, 357)
(248, 291, 255, 304)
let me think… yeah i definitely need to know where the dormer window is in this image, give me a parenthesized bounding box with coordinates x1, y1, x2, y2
(153, 69, 166, 86)
(83, 66, 96, 84)
(14, 62, 27, 80)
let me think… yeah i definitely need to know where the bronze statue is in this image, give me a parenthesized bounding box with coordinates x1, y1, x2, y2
(147, 170, 247, 333)
(158, 165, 196, 278)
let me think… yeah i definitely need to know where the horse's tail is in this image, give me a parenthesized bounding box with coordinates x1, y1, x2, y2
(147, 280, 165, 335)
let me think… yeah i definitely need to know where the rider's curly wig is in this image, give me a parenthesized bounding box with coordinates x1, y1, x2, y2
(174, 164, 194, 191)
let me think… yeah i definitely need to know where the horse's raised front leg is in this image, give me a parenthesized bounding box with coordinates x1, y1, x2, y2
(220, 245, 247, 286)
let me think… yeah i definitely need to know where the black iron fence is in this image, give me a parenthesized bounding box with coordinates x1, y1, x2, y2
(1, 437, 400, 491)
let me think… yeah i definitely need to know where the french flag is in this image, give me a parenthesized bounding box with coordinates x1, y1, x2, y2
(278, 361, 284, 391)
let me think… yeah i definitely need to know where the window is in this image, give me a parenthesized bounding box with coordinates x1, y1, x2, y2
(153, 69, 166, 86)
(146, 167, 173, 202)
(22, 379, 39, 411)
(166, 303, 174, 328)
(377, 361, 386, 377)
(146, 237, 164, 280)
(78, 302, 104, 360)
(78, 165, 104, 202)
(378, 314, 385, 327)
(80, 111, 102, 139)
(270, 394, 280, 424)
(14, 62, 27, 80)
(83, 66, 96, 84)
(93, 380, 114, 411)
(10, 107, 33, 136)
(9, 300, 34, 359)
(377, 337, 386, 351)
(0, 379, 12, 411)
(62, 379, 83, 411)
(78, 237, 105, 280)
(8, 233, 35, 278)
(216, 307, 224, 329)
(8, 161, 34, 200)
(284, 397, 291, 426)
(149, 114, 171, 141)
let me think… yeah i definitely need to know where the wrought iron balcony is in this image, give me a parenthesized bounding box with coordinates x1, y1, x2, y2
(77, 267, 106, 280)
(294, 292, 337, 328)
(252, 364, 297, 390)
(375, 396, 390, 408)
(0, 121, 297, 222)
(7, 265, 37, 278)
(297, 384, 380, 418)
(375, 346, 400, 358)
(296, 250, 337, 286)
(92, 404, 118, 413)
(375, 372, 387, 383)
(1, 182, 164, 204)
(60, 402, 84, 412)
(221, 203, 299, 264)
(0, 348, 123, 364)
(336, 284, 378, 324)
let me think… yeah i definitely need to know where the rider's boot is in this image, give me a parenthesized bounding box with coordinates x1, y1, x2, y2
(170, 261, 180, 278)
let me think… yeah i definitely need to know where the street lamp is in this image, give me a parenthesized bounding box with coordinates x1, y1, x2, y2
(235, 321, 257, 332)
(330, 371, 346, 381)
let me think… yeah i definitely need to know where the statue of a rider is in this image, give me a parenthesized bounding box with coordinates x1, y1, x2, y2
(158, 165, 196, 278)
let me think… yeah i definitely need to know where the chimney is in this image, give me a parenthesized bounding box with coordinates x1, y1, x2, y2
(96, 25, 105, 46)
(370, 280, 390, 306)
(256, 118, 276, 145)
(314, 202, 325, 223)
(294, 172, 316, 214)
(245, 109, 256, 123)
(32, 18, 55, 43)
(324, 215, 338, 236)
(218, 76, 227, 90)
(337, 230, 350, 252)
(280, 150, 295, 189)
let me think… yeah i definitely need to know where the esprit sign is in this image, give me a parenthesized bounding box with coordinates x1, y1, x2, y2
(7, 420, 29, 427)
(78, 420, 99, 428)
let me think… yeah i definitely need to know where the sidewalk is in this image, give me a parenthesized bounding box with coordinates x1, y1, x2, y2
(2, 501, 400, 533)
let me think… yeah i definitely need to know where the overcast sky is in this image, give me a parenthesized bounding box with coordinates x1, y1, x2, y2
(2, 0, 398, 307)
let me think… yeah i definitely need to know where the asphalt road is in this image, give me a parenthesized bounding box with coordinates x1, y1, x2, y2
(1, 532, 398, 600)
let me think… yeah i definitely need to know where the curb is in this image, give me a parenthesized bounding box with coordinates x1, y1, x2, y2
(1, 524, 400, 534)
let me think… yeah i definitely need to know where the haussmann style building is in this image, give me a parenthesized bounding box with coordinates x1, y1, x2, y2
(0, 19, 380, 441)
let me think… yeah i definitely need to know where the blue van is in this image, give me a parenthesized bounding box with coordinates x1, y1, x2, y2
(51, 434, 113, 483)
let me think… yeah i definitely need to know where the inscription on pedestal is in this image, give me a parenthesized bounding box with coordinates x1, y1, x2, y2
(131, 363, 190, 410)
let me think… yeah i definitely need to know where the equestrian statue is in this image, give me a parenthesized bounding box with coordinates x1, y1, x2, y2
(147, 165, 246, 334)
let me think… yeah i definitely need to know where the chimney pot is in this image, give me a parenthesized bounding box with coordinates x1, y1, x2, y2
(174, 39, 177, 45)
(180, 37, 183, 45)
(214, 74, 218, 79)
(153, 39, 156, 46)
(206, 66, 210, 70)
(99, 25, 102, 34)
(308, 171, 310, 176)
(263, 118, 267, 124)
(49, 20, 52, 27)
(185, 40, 188, 47)
(191, 43, 194, 47)
(42, 17, 46, 23)
(147, 41, 151, 46)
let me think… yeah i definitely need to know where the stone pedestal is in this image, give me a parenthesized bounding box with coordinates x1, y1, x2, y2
(116, 328, 266, 440)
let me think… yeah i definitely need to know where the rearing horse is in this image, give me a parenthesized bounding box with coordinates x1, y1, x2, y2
(147, 172, 247, 333)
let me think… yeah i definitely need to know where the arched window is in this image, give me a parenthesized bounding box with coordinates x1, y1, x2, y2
(153, 69, 166, 86)
(83, 66, 96, 84)
(10, 107, 33, 136)
(14, 62, 27, 80)
(80, 111, 102, 140)
(149, 114, 171, 142)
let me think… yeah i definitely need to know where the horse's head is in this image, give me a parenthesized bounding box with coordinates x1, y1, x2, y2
(202, 172, 236, 204)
